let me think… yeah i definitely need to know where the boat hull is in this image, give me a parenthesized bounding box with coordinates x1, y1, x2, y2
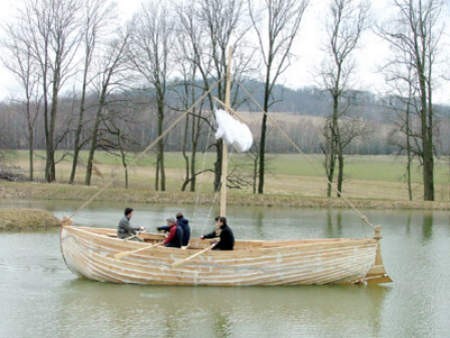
(60, 226, 381, 286)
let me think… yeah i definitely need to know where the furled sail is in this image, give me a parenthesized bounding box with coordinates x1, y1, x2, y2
(214, 109, 253, 152)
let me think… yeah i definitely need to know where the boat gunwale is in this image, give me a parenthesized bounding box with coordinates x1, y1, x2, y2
(63, 225, 377, 251)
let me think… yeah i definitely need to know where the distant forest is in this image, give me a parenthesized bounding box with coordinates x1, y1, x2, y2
(1, 80, 449, 155)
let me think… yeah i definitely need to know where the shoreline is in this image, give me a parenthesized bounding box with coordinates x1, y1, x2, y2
(1, 181, 449, 210)
(0, 208, 60, 231)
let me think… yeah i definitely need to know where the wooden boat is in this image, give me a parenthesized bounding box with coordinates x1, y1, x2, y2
(60, 49, 391, 286)
(60, 223, 391, 286)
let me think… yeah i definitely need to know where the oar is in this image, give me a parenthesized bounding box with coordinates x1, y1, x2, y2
(124, 234, 138, 241)
(124, 234, 145, 242)
(113, 241, 163, 260)
(171, 242, 218, 267)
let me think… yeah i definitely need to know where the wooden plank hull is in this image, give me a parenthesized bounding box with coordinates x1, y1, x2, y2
(60, 225, 387, 286)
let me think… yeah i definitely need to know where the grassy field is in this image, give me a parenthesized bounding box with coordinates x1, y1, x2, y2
(2, 150, 450, 204)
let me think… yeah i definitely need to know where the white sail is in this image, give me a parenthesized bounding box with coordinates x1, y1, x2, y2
(214, 109, 253, 152)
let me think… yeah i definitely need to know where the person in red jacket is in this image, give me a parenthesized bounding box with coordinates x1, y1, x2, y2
(163, 218, 183, 248)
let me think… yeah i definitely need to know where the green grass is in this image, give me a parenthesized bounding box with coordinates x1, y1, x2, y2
(4, 150, 450, 183)
(2, 150, 449, 202)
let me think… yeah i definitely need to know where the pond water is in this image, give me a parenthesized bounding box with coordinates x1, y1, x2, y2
(1, 200, 449, 337)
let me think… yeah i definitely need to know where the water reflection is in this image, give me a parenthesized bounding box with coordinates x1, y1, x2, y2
(54, 280, 389, 337)
(405, 212, 412, 235)
(254, 209, 264, 239)
(2, 202, 450, 337)
(421, 212, 433, 243)
(326, 209, 343, 238)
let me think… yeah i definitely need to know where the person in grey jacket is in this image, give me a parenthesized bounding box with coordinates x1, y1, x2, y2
(117, 207, 144, 239)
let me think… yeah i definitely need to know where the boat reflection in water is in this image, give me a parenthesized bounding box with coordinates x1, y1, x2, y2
(55, 279, 389, 337)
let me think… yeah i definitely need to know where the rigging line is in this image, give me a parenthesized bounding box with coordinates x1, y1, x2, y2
(69, 79, 222, 219)
(192, 108, 220, 235)
(233, 83, 376, 230)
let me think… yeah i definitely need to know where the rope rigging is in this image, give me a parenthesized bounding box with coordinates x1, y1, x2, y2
(233, 82, 377, 231)
(67, 73, 376, 233)
(69, 79, 222, 219)
(191, 109, 220, 235)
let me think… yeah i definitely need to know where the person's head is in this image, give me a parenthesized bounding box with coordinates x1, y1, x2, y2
(215, 216, 227, 227)
(124, 207, 134, 218)
(176, 212, 183, 220)
(166, 217, 177, 226)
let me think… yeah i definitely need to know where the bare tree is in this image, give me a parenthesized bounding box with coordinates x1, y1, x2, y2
(69, 0, 116, 184)
(177, 0, 250, 192)
(174, 62, 209, 192)
(378, 0, 445, 201)
(17, 0, 82, 182)
(248, 0, 310, 194)
(173, 3, 215, 192)
(2, 25, 41, 181)
(98, 102, 139, 189)
(320, 0, 369, 197)
(128, 2, 175, 191)
(175, 2, 211, 192)
(383, 58, 419, 200)
(85, 33, 129, 185)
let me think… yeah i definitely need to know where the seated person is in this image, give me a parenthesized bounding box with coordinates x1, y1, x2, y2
(157, 212, 191, 246)
(201, 216, 235, 250)
(163, 218, 183, 248)
(117, 207, 144, 240)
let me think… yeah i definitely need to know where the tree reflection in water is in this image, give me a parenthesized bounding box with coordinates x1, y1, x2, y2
(326, 209, 343, 238)
(421, 212, 433, 243)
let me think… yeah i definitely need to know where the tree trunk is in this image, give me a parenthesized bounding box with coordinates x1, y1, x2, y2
(190, 107, 202, 192)
(45, 146, 56, 182)
(252, 153, 258, 194)
(28, 141, 34, 181)
(85, 104, 103, 186)
(326, 151, 336, 198)
(336, 143, 344, 198)
(190, 147, 197, 192)
(418, 64, 434, 201)
(155, 95, 166, 191)
(405, 98, 413, 201)
(44, 96, 57, 182)
(406, 148, 413, 201)
(28, 124, 34, 181)
(181, 114, 190, 192)
(422, 135, 434, 200)
(326, 94, 340, 198)
(258, 112, 268, 194)
(257, 65, 271, 194)
(70, 77, 88, 184)
(84, 136, 96, 186)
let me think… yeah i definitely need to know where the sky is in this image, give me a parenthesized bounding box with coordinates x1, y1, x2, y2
(0, 0, 448, 104)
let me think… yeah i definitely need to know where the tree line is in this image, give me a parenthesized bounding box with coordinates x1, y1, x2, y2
(0, 0, 448, 201)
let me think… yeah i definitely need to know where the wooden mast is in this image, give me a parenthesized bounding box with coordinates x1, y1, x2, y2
(220, 47, 232, 217)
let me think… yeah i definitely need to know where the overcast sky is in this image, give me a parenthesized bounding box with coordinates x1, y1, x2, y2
(0, 0, 448, 104)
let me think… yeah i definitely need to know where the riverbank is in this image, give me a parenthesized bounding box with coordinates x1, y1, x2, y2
(0, 208, 60, 231)
(1, 181, 449, 210)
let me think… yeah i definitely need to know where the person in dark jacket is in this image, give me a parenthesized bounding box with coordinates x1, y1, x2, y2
(201, 216, 235, 250)
(117, 207, 144, 239)
(163, 218, 183, 248)
(157, 212, 191, 246)
(176, 212, 191, 246)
